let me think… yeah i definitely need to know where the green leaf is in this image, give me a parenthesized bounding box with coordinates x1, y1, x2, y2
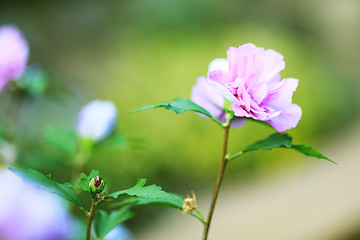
(95, 133, 127, 153)
(130, 98, 222, 127)
(74, 170, 100, 193)
(16, 66, 49, 97)
(78, 173, 91, 192)
(291, 144, 337, 164)
(129, 102, 168, 113)
(106, 179, 183, 209)
(228, 133, 336, 164)
(94, 207, 135, 240)
(63, 182, 81, 191)
(87, 169, 100, 179)
(46, 173, 52, 180)
(243, 132, 292, 152)
(9, 168, 83, 208)
(103, 133, 126, 149)
(228, 133, 292, 161)
(111, 194, 183, 209)
(44, 126, 77, 157)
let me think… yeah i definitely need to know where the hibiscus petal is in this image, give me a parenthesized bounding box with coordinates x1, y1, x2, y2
(227, 43, 258, 80)
(250, 82, 268, 104)
(208, 69, 230, 86)
(191, 76, 224, 119)
(251, 107, 281, 121)
(259, 49, 285, 83)
(208, 58, 229, 72)
(267, 104, 302, 132)
(232, 104, 251, 118)
(267, 73, 282, 89)
(235, 43, 258, 79)
(239, 85, 251, 112)
(226, 47, 239, 72)
(284, 77, 299, 91)
(264, 78, 298, 108)
(208, 79, 238, 102)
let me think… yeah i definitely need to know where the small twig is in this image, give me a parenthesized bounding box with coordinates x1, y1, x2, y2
(189, 212, 206, 224)
(195, 208, 205, 222)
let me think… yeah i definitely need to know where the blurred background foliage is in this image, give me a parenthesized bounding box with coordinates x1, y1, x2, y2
(1, 0, 359, 235)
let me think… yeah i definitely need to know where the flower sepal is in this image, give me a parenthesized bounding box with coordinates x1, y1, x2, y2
(89, 176, 106, 195)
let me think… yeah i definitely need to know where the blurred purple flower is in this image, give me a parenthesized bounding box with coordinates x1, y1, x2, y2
(203, 43, 301, 132)
(0, 169, 70, 240)
(76, 100, 118, 141)
(0, 25, 29, 92)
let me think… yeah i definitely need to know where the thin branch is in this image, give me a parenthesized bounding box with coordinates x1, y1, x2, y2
(86, 198, 98, 240)
(202, 118, 232, 240)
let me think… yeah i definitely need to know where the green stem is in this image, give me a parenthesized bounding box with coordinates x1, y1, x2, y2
(72, 138, 94, 182)
(5, 89, 25, 141)
(202, 118, 232, 240)
(86, 198, 98, 240)
(227, 151, 243, 162)
(190, 212, 206, 224)
(71, 153, 86, 183)
(195, 208, 205, 222)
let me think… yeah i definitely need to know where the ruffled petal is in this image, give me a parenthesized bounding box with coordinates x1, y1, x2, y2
(250, 82, 268, 104)
(191, 76, 224, 119)
(267, 103, 302, 132)
(208, 79, 238, 102)
(227, 43, 258, 80)
(258, 49, 285, 83)
(264, 78, 298, 108)
(232, 104, 251, 118)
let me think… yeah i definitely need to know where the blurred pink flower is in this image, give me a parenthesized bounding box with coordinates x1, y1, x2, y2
(0, 169, 70, 240)
(0, 25, 29, 92)
(205, 43, 301, 132)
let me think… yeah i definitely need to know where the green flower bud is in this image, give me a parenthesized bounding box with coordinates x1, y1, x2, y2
(89, 176, 105, 194)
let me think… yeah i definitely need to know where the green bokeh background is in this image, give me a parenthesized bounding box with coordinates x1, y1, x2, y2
(1, 0, 359, 237)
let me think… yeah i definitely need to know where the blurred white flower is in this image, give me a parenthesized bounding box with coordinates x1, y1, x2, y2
(103, 225, 133, 240)
(0, 140, 17, 165)
(76, 100, 118, 141)
(0, 169, 70, 240)
(67, 219, 133, 240)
